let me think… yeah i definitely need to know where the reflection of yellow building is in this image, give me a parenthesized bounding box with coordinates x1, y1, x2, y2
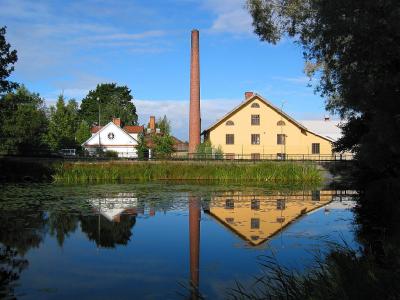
(205, 191, 336, 246)
(202, 92, 334, 159)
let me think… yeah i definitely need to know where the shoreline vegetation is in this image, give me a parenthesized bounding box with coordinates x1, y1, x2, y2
(52, 161, 322, 184)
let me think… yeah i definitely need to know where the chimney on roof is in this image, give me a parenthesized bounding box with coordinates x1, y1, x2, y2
(112, 117, 121, 127)
(189, 29, 201, 154)
(245, 91, 254, 101)
(149, 116, 156, 133)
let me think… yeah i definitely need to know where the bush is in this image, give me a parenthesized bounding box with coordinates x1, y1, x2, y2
(103, 150, 118, 158)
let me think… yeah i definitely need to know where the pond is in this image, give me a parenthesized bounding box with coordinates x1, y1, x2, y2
(0, 183, 357, 299)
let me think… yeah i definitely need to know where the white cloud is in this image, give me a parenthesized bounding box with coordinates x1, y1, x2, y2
(135, 98, 242, 140)
(203, 0, 253, 35)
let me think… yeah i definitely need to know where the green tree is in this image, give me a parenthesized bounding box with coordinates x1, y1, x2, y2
(156, 115, 171, 134)
(247, 0, 400, 178)
(152, 133, 175, 158)
(46, 95, 79, 151)
(0, 86, 48, 154)
(136, 133, 149, 159)
(80, 83, 137, 126)
(0, 26, 18, 95)
(75, 120, 91, 145)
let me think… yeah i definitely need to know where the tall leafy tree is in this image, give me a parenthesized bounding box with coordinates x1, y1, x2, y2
(0, 26, 18, 95)
(0, 86, 48, 154)
(80, 83, 138, 126)
(247, 0, 400, 178)
(75, 120, 91, 145)
(156, 115, 171, 134)
(46, 95, 79, 151)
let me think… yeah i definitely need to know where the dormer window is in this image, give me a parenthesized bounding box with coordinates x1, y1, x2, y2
(277, 120, 286, 126)
(251, 102, 260, 108)
(226, 120, 234, 126)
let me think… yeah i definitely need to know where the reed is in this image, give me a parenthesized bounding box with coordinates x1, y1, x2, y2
(53, 161, 322, 184)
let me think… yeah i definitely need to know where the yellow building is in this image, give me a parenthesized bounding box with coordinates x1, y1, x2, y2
(202, 92, 335, 159)
(205, 190, 336, 246)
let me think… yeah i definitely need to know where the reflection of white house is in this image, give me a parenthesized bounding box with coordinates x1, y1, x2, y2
(89, 193, 138, 221)
(82, 118, 144, 158)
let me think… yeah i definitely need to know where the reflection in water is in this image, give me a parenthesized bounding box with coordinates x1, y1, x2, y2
(189, 195, 201, 299)
(0, 185, 356, 299)
(82, 193, 140, 248)
(204, 190, 355, 246)
(0, 207, 46, 298)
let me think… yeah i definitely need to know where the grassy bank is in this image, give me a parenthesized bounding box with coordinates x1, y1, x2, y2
(53, 161, 322, 184)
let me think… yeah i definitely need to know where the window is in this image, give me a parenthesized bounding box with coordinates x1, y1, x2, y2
(277, 153, 286, 160)
(226, 134, 234, 145)
(251, 199, 260, 210)
(226, 153, 235, 160)
(226, 120, 234, 126)
(225, 199, 234, 209)
(312, 143, 320, 154)
(251, 114, 260, 125)
(251, 134, 260, 145)
(276, 199, 286, 210)
(276, 217, 285, 223)
(251, 218, 260, 229)
(251, 102, 260, 108)
(277, 134, 286, 145)
(251, 153, 260, 160)
(277, 120, 286, 126)
(312, 190, 320, 201)
(225, 217, 234, 224)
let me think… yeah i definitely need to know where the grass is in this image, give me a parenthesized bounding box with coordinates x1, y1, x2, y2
(229, 244, 400, 300)
(53, 161, 322, 184)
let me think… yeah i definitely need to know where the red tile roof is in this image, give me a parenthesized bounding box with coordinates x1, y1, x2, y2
(123, 126, 144, 134)
(90, 125, 144, 134)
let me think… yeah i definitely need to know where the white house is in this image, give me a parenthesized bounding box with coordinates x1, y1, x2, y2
(82, 118, 144, 158)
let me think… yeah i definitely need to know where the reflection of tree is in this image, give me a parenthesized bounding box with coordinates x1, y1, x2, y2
(0, 245, 28, 298)
(0, 208, 46, 298)
(0, 209, 46, 255)
(80, 214, 136, 248)
(48, 210, 79, 247)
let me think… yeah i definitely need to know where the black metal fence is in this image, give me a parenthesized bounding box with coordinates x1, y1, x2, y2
(0, 150, 354, 162)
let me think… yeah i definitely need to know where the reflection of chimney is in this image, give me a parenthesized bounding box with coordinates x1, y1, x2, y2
(189, 195, 201, 296)
(112, 117, 121, 127)
(245, 91, 254, 101)
(189, 29, 201, 153)
(149, 116, 156, 133)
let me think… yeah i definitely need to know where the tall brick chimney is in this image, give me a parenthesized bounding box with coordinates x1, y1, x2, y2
(149, 116, 156, 133)
(189, 29, 201, 154)
(112, 117, 121, 127)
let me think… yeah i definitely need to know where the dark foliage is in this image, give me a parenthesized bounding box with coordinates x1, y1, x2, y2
(247, 0, 400, 178)
(79, 83, 138, 126)
(0, 26, 18, 95)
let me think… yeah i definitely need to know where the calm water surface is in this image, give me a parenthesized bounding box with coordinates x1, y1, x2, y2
(0, 183, 357, 299)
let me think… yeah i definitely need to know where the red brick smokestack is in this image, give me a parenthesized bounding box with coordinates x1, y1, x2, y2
(189, 29, 200, 153)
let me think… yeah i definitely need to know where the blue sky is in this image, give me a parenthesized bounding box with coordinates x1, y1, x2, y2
(1, 0, 331, 139)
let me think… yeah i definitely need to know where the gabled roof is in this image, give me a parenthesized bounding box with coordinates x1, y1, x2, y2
(82, 121, 138, 146)
(201, 93, 334, 143)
